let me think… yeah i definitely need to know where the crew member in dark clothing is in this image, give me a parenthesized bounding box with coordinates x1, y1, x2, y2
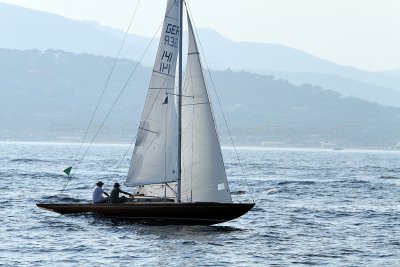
(110, 182, 133, 203)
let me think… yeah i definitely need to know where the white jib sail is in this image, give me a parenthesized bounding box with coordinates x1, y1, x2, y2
(126, 0, 180, 186)
(181, 16, 232, 203)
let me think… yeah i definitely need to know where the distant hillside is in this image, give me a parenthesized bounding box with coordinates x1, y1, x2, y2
(0, 48, 149, 142)
(380, 69, 400, 79)
(0, 3, 158, 65)
(1, 48, 400, 148)
(211, 71, 400, 147)
(264, 70, 400, 107)
(1, 2, 400, 108)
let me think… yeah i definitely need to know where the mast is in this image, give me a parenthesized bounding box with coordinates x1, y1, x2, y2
(177, 0, 183, 202)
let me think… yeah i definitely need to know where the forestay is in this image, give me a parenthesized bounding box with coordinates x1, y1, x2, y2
(180, 16, 232, 203)
(126, 0, 181, 186)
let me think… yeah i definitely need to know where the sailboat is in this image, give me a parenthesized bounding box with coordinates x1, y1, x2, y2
(37, 0, 254, 225)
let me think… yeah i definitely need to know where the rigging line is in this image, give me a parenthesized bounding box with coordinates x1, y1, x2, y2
(166, 90, 179, 198)
(182, 102, 209, 106)
(167, 92, 194, 98)
(71, 0, 142, 170)
(149, 87, 175, 91)
(138, 127, 158, 134)
(185, 3, 255, 203)
(111, 137, 136, 177)
(181, 52, 195, 202)
(164, 95, 169, 201)
(59, 0, 142, 196)
(166, 183, 176, 194)
(164, 93, 168, 185)
(152, 70, 176, 78)
(190, 72, 195, 203)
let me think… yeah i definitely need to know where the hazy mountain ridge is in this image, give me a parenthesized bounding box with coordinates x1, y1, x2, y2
(1, 48, 400, 148)
(264, 70, 400, 107)
(379, 69, 400, 79)
(0, 3, 157, 64)
(2, 2, 400, 108)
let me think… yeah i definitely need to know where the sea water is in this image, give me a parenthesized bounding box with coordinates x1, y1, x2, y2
(0, 142, 399, 266)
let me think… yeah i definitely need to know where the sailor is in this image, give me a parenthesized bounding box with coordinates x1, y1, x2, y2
(92, 181, 110, 204)
(110, 182, 133, 203)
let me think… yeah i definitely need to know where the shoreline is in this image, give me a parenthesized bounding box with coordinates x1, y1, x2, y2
(2, 140, 400, 153)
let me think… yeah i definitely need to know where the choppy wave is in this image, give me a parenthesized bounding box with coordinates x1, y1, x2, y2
(11, 158, 52, 163)
(231, 190, 246, 195)
(2, 142, 400, 266)
(40, 195, 87, 203)
(277, 180, 316, 186)
(379, 175, 400, 180)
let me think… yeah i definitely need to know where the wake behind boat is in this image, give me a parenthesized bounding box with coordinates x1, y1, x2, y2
(37, 0, 255, 225)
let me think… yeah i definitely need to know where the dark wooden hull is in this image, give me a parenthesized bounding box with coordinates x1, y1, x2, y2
(36, 202, 255, 225)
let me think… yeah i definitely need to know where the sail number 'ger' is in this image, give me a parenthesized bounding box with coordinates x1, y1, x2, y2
(159, 24, 180, 74)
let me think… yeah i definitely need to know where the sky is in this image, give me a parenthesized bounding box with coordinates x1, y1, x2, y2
(1, 0, 400, 71)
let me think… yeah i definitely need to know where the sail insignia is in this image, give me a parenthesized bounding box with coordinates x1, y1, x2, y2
(162, 96, 169, 105)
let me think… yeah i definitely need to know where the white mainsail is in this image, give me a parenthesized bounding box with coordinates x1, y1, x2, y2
(180, 17, 232, 203)
(126, 0, 181, 186)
